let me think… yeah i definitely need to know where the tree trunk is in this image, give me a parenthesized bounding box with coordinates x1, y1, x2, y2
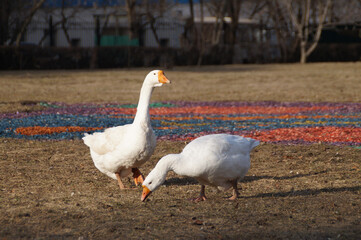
(189, 0, 197, 48)
(227, 0, 242, 63)
(304, 0, 331, 60)
(228, 0, 241, 46)
(144, 0, 160, 47)
(189, 0, 194, 25)
(267, 0, 290, 62)
(61, 0, 72, 47)
(209, 0, 226, 45)
(287, 0, 330, 64)
(300, 40, 307, 64)
(197, 0, 204, 66)
(125, 0, 137, 39)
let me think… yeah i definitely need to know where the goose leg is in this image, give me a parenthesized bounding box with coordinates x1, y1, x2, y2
(229, 180, 239, 200)
(132, 168, 144, 186)
(115, 172, 125, 190)
(192, 185, 207, 202)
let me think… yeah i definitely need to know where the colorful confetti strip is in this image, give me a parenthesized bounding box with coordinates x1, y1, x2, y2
(1, 101, 361, 145)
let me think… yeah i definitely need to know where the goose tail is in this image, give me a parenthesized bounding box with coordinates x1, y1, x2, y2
(248, 138, 260, 150)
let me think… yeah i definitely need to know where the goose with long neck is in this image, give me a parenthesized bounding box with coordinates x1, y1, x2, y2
(133, 75, 158, 126)
(141, 134, 259, 202)
(83, 70, 170, 190)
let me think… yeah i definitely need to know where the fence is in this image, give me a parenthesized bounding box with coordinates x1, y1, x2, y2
(1, 42, 361, 70)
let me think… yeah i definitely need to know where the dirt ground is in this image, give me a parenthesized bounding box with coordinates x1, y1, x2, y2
(1, 63, 360, 239)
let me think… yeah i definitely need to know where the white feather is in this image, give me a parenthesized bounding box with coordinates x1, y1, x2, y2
(143, 134, 259, 194)
(83, 70, 169, 181)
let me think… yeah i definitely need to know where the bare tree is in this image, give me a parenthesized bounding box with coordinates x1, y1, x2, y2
(206, 0, 227, 46)
(125, 0, 140, 40)
(286, 0, 331, 63)
(36, 0, 81, 47)
(197, 0, 205, 65)
(328, 0, 361, 23)
(226, 0, 242, 47)
(248, 0, 267, 19)
(60, 0, 73, 46)
(189, 0, 195, 32)
(266, 0, 299, 62)
(181, 0, 198, 49)
(15, 0, 46, 47)
(143, 0, 171, 47)
(143, 0, 161, 46)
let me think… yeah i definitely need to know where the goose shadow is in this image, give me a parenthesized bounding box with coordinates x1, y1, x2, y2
(163, 170, 328, 187)
(242, 185, 361, 199)
(242, 170, 328, 183)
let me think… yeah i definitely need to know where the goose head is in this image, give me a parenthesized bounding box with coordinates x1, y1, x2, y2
(141, 154, 177, 201)
(141, 168, 164, 201)
(145, 70, 171, 87)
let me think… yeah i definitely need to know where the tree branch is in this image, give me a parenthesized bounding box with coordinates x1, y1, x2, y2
(306, 0, 331, 57)
(15, 0, 46, 47)
(287, 1, 303, 39)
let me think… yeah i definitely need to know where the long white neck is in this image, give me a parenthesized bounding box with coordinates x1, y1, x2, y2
(145, 154, 183, 192)
(155, 154, 181, 183)
(160, 154, 180, 172)
(133, 82, 154, 126)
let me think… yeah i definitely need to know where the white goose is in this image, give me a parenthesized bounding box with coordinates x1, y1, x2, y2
(83, 70, 170, 190)
(141, 134, 259, 201)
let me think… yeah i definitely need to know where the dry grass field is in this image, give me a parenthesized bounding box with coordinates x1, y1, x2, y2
(0, 62, 360, 239)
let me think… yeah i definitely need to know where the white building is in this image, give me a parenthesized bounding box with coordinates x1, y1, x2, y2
(23, 0, 271, 61)
(24, 4, 185, 48)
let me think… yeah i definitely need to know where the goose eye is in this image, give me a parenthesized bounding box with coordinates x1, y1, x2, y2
(149, 181, 152, 185)
(153, 73, 156, 75)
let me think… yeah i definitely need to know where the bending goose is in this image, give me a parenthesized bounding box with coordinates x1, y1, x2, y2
(83, 70, 170, 190)
(141, 134, 259, 201)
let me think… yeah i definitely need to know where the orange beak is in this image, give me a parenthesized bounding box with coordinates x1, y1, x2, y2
(158, 70, 171, 84)
(141, 185, 152, 202)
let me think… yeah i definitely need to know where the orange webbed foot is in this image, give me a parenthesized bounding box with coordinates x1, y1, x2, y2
(191, 196, 207, 203)
(191, 185, 207, 202)
(228, 195, 238, 201)
(132, 168, 144, 186)
(228, 180, 239, 200)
